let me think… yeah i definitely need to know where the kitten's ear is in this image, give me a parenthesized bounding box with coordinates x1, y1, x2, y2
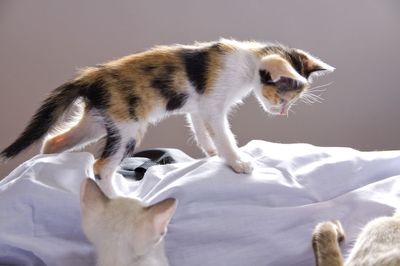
(295, 49, 335, 78)
(261, 54, 308, 84)
(80, 178, 109, 211)
(145, 198, 177, 237)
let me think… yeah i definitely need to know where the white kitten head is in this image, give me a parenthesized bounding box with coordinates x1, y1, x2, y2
(80, 178, 177, 263)
(254, 48, 334, 115)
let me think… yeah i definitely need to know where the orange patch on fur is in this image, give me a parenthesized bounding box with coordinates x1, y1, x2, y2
(93, 158, 108, 175)
(262, 86, 280, 105)
(105, 47, 188, 121)
(73, 42, 233, 121)
(53, 135, 66, 144)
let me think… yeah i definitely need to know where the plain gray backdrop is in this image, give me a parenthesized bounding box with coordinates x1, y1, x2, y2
(1, 0, 399, 178)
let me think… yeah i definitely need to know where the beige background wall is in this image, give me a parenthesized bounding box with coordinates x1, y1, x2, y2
(1, 0, 399, 178)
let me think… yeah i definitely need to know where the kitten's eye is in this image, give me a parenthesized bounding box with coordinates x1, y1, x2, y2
(259, 70, 274, 85)
(275, 77, 303, 92)
(259, 69, 304, 91)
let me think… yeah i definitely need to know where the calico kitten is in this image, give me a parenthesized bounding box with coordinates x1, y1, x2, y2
(0, 39, 334, 196)
(312, 212, 400, 266)
(80, 178, 177, 266)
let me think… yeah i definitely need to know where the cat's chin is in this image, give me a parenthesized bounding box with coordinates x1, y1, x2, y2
(265, 106, 288, 116)
(258, 101, 286, 116)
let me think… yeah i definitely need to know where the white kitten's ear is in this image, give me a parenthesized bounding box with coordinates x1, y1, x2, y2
(80, 178, 109, 211)
(145, 198, 177, 237)
(295, 49, 335, 77)
(261, 54, 308, 84)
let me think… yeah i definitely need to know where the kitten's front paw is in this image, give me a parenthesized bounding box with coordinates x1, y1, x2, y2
(331, 220, 345, 242)
(313, 220, 345, 243)
(228, 154, 254, 174)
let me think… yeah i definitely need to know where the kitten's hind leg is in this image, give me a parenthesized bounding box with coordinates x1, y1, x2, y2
(187, 114, 217, 156)
(93, 120, 139, 197)
(41, 111, 105, 154)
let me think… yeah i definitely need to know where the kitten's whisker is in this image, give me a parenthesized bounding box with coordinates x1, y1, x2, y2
(301, 98, 314, 105)
(288, 102, 298, 116)
(302, 82, 332, 105)
(302, 94, 315, 101)
(303, 92, 324, 103)
(301, 97, 313, 104)
(307, 89, 327, 93)
(306, 93, 324, 101)
(305, 96, 322, 104)
(308, 82, 333, 92)
(302, 95, 321, 104)
(311, 94, 325, 101)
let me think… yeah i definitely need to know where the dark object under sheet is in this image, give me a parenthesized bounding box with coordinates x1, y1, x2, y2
(118, 148, 194, 180)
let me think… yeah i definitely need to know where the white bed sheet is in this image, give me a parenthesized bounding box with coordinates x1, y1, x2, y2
(1, 140, 400, 266)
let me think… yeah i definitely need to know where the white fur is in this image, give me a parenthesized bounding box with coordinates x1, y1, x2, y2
(187, 44, 259, 173)
(345, 214, 400, 266)
(41, 109, 106, 154)
(80, 179, 177, 266)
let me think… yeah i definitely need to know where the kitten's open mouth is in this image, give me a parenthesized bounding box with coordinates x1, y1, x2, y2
(269, 104, 288, 116)
(280, 102, 288, 115)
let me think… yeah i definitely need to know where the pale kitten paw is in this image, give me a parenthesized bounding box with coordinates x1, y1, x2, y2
(331, 220, 345, 242)
(227, 154, 254, 174)
(313, 220, 345, 243)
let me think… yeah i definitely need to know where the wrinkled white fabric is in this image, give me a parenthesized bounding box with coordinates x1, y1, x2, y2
(1, 140, 400, 266)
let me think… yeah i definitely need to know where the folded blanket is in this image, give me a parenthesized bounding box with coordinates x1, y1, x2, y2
(1, 140, 400, 266)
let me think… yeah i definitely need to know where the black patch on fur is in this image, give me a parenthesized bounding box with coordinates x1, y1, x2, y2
(122, 139, 136, 159)
(151, 64, 176, 95)
(150, 65, 187, 111)
(95, 174, 101, 180)
(287, 51, 303, 76)
(101, 115, 121, 159)
(125, 95, 140, 119)
(107, 70, 140, 120)
(304, 67, 325, 79)
(180, 48, 208, 94)
(143, 65, 157, 74)
(82, 79, 111, 110)
(0, 82, 81, 159)
(259, 70, 274, 85)
(166, 92, 189, 111)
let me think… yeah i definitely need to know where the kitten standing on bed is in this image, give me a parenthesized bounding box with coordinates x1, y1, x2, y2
(312, 211, 400, 266)
(0, 39, 334, 196)
(80, 178, 177, 266)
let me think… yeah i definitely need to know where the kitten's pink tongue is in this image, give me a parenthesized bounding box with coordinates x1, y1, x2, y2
(280, 103, 288, 115)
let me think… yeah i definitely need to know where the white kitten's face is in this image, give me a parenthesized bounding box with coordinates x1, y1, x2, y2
(80, 178, 177, 261)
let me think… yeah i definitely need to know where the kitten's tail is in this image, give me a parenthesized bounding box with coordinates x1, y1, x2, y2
(0, 82, 83, 163)
(312, 220, 345, 266)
